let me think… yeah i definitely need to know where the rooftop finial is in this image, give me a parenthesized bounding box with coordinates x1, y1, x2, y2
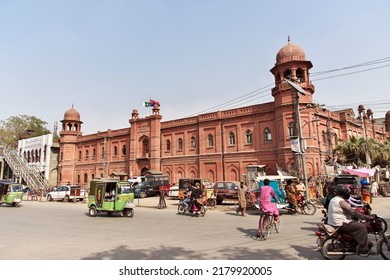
(288, 35, 291, 44)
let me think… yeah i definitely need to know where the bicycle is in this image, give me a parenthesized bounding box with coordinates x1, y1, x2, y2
(256, 209, 281, 240)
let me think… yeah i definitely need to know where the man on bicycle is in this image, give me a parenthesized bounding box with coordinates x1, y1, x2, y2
(259, 179, 280, 223)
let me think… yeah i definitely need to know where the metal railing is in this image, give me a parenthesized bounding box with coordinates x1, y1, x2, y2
(0, 146, 51, 191)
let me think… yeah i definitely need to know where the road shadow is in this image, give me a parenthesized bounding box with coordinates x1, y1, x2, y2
(80, 244, 300, 260)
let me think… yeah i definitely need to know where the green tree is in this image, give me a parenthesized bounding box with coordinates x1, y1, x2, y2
(336, 136, 390, 167)
(0, 115, 51, 148)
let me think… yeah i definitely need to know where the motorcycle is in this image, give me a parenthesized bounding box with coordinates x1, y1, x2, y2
(321, 201, 388, 233)
(315, 216, 390, 260)
(177, 198, 207, 217)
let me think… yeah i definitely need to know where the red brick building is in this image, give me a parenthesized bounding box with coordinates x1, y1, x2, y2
(58, 39, 390, 187)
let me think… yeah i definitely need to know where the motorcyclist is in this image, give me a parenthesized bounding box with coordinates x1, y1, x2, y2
(285, 179, 298, 212)
(182, 185, 193, 209)
(191, 183, 203, 214)
(327, 184, 375, 254)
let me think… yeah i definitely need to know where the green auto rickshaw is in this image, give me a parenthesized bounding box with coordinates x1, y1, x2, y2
(88, 178, 135, 217)
(0, 180, 24, 207)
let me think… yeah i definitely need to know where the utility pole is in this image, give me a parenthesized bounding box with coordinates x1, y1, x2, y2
(285, 79, 310, 201)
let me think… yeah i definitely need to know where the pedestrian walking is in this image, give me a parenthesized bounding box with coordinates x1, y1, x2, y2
(236, 182, 247, 216)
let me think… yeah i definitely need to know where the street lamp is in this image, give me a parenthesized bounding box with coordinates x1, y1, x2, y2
(284, 79, 310, 201)
(357, 105, 372, 167)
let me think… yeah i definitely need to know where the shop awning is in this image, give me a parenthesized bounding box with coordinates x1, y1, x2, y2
(342, 168, 375, 178)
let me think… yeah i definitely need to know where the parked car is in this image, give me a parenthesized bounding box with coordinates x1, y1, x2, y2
(168, 184, 179, 199)
(214, 181, 240, 205)
(46, 185, 85, 202)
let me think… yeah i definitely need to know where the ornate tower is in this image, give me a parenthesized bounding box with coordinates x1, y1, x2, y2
(58, 106, 83, 185)
(129, 105, 162, 176)
(269, 37, 315, 175)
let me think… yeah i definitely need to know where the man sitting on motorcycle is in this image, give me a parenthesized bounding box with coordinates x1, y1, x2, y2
(328, 184, 375, 254)
(285, 179, 298, 213)
(183, 185, 193, 209)
(191, 183, 203, 214)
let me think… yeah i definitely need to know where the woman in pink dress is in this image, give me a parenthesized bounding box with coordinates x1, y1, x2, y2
(259, 178, 280, 221)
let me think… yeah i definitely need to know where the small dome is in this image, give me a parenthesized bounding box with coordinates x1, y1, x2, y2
(63, 106, 80, 122)
(276, 37, 306, 64)
(386, 110, 390, 119)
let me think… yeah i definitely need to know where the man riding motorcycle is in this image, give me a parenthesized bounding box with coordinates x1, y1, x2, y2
(191, 183, 203, 214)
(327, 184, 375, 254)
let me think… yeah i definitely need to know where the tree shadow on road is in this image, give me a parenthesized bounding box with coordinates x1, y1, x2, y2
(80, 244, 298, 260)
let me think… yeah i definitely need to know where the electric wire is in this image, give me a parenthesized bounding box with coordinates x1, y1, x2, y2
(182, 56, 390, 118)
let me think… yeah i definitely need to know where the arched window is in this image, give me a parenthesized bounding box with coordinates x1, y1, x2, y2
(92, 148, 96, 158)
(190, 136, 196, 149)
(284, 69, 292, 80)
(142, 138, 149, 157)
(77, 174, 81, 184)
(166, 139, 171, 151)
(245, 129, 253, 144)
(122, 145, 126, 156)
(178, 138, 183, 150)
(84, 173, 88, 183)
(288, 122, 295, 137)
(208, 134, 214, 147)
(296, 68, 305, 82)
(78, 151, 82, 160)
(114, 146, 118, 156)
(264, 128, 272, 142)
(228, 132, 235, 145)
(85, 149, 89, 159)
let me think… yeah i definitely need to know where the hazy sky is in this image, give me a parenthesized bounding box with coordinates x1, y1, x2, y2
(1, 0, 390, 134)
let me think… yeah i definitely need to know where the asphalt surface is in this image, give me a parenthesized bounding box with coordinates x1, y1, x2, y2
(0, 195, 389, 260)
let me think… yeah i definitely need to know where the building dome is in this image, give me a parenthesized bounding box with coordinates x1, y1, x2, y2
(276, 37, 306, 64)
(63, 106, 81, 122)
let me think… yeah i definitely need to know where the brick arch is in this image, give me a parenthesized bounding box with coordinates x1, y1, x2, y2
(188, 167, 197, 178)
(226, 164, 240, 181)
(207, 170, 215, 183)
(174, 166, 185, 183)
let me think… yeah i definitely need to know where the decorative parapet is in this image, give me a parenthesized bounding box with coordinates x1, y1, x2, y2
(161, 103, 275, 129)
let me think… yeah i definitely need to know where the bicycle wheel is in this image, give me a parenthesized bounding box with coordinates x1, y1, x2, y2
(259, 214, 271, 240)
(303, 202, 317, 215)
(257, 214, 266, 240)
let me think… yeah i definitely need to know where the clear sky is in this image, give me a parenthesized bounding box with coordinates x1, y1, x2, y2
(1, 0, 390, 134)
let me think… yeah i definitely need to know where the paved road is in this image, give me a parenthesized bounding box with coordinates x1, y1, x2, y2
(0, 196, 389, 260)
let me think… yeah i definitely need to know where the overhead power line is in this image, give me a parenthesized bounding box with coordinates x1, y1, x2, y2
(185, 56, 390, 118)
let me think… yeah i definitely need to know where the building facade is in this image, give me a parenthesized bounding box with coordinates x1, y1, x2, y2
(17, 134, 60, 186)
(58, 39, 390, 188)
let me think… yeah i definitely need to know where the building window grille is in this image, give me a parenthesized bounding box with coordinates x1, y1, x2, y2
(245, 130, 253, 144)
(208, 134, 214, 147)
(178, 138, 183, 150)
(228, 132, 235, 145)
(191, 136, 196, 149)
(166, 139, 171, 151)
(264, 128, 272, 142)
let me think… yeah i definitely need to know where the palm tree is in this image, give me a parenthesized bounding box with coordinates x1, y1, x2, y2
(336, 137, 390, 167)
